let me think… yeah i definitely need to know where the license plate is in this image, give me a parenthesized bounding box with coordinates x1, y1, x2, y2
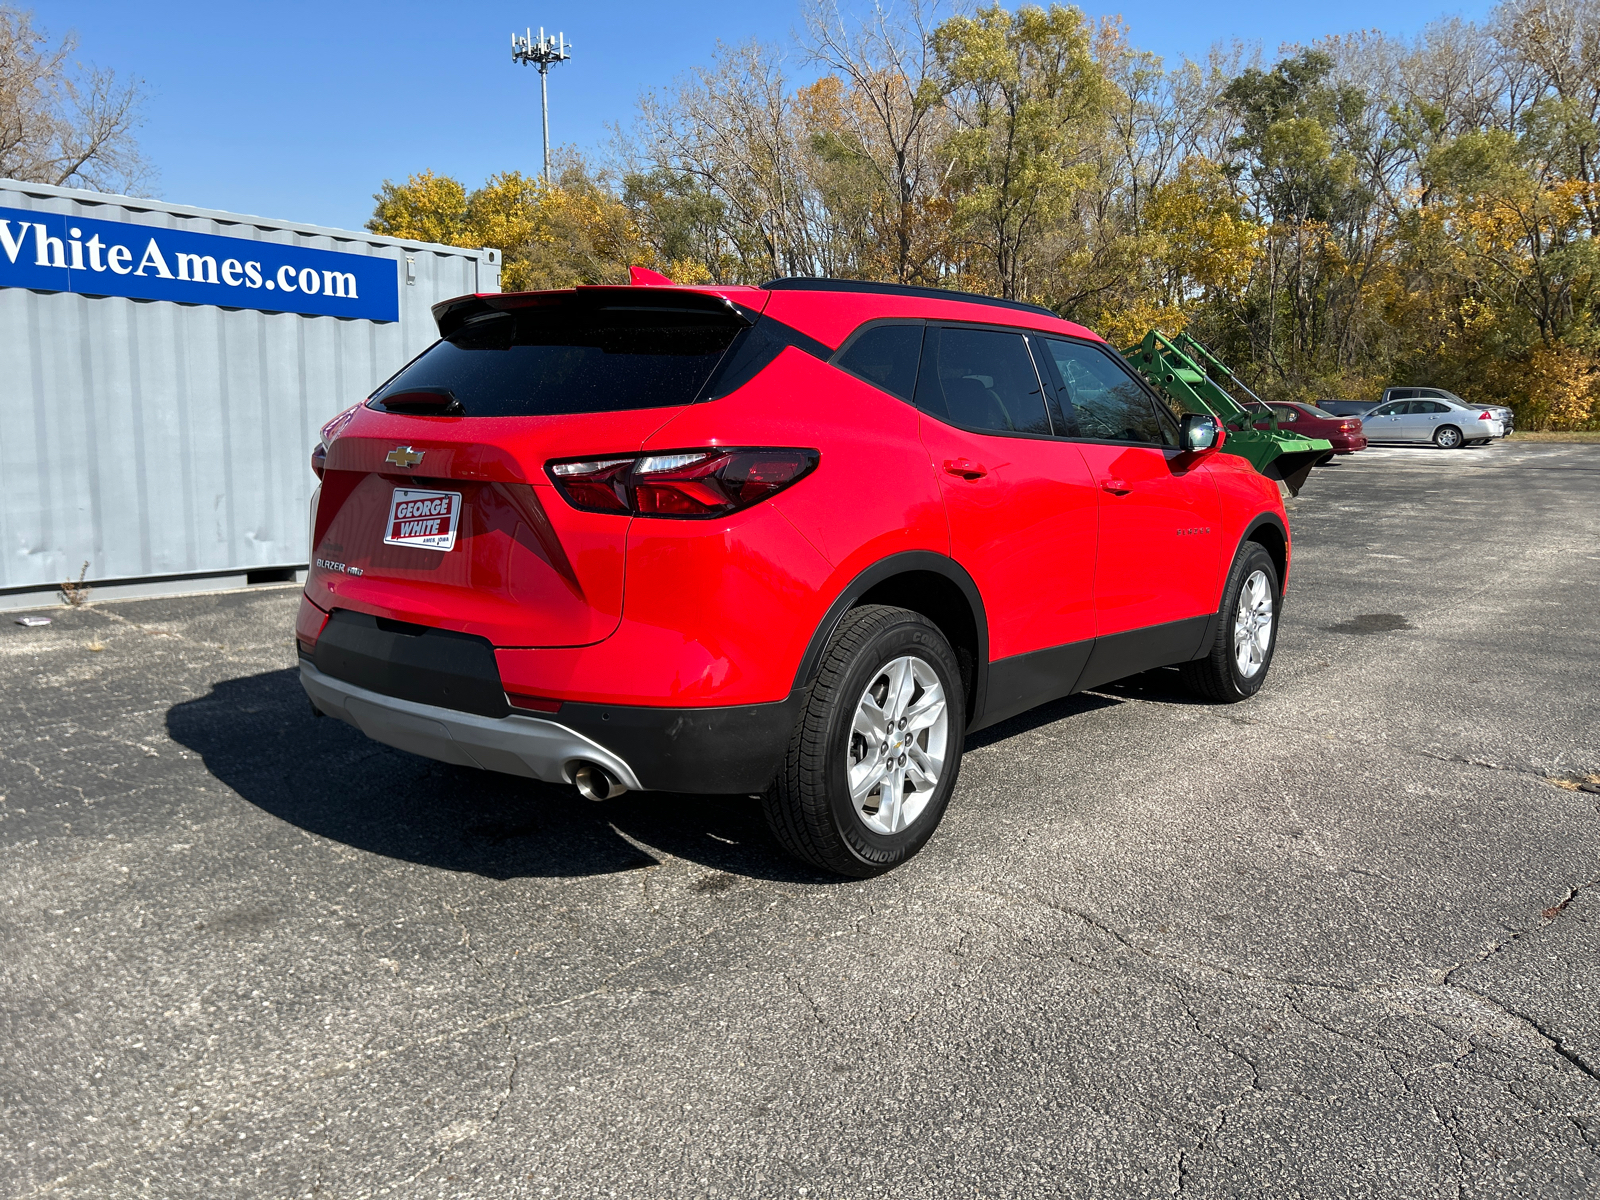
(384, 487, 461, 551)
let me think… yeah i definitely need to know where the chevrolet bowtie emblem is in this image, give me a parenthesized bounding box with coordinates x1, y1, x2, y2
(385, 445, 425, 469)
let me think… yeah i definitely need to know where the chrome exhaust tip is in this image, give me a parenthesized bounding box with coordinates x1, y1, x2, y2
(573, 761, 626, 802)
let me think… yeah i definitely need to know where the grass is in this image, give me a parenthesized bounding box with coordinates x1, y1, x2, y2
(1506, 430, 1600, 442)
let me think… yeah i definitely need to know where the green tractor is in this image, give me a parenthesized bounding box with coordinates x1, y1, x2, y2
(1123, 330, 1333, 497)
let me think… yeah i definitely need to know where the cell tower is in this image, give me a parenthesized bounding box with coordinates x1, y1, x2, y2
(511, 27, 573, 185)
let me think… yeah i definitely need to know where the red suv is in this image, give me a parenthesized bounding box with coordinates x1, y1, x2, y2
(298, 278, 1290, 876)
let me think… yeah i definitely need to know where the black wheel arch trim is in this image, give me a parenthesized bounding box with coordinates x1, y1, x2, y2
(1186, 515, 1288, 662)
(791, 550, 990, 726)
(1238, 512, 1290, 591)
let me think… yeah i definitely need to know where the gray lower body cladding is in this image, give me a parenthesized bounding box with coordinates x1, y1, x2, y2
(299, 659, 803, 795)
(300, 661, 644, 791)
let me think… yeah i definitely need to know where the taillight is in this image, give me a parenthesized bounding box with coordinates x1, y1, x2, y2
(312, 403, 361, 480)
(1479, 412, 1492, 420)
(549, 457, 633, 512)
(548, 448, 819, 517)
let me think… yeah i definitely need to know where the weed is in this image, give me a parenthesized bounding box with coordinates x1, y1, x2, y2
(60, 561, 91, 607)
(1549, 772, 1600, 795)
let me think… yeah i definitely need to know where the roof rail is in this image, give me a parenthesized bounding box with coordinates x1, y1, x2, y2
(762, 277, 1060, 321)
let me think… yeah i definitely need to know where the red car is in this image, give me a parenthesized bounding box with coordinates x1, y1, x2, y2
(298, 277, 1291, 876)
(1258, 401, 1367, 453)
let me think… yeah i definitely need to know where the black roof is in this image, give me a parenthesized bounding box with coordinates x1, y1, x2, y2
(762, 277, 1060, 321)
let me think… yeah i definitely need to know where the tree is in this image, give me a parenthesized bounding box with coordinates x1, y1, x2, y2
(932, 3, 1112, 301)
(367, 162, 653, 290)
(369, 0, 1600, 428)
(802, 0, 952, 284)
(366, 170, 469, 245)
(621, 168, 726, 283)
(633, 40, 823, 281)
(0, 6, 149, 193)
(1494, 0, 1600, 236)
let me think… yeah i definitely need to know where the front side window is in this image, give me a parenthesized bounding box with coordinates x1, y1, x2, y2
(832, 323, 924, 401)
(1040, 337, 1172, 446)
(1371, 402, 1405, 416)
(1271, 405, 1300, 423)
(914, 326, 1052, 436)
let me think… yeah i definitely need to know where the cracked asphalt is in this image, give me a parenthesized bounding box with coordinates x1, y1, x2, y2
(3, 441, 1598, 1199)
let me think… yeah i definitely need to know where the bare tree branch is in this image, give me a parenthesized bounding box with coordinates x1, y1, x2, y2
(0, 6, 152, 194)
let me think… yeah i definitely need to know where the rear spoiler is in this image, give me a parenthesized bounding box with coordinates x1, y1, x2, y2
(431, 286, 761, 339)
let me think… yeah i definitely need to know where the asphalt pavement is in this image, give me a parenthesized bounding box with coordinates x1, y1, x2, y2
(3, 441, 1598, 1199)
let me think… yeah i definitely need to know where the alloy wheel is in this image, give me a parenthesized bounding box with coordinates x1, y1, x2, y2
(1233, 569, 1274, 679)
(847, 655, 948, 835)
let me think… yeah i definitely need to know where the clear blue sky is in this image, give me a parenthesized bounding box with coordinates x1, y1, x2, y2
(38, 0, 1492, 233)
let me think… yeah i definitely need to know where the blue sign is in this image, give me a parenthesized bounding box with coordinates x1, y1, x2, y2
(0, 203, 399, 322)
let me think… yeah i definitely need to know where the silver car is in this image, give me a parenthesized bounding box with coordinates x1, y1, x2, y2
(1361, 396, 1505, 448)
(1376, 387, 1514, 435)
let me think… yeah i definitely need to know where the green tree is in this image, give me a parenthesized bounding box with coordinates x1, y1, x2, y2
(932, 3, 1112, 301)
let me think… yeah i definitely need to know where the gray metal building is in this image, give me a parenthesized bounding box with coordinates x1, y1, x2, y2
(0, 178, 499, 608)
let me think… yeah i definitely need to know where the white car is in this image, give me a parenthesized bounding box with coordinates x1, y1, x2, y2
(1361, 396, 1505, 448)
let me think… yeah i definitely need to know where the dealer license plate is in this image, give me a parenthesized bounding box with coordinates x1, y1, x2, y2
(384, 487, 461, 551)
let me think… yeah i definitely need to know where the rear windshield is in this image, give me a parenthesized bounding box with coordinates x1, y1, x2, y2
(371, 307, 742, 417)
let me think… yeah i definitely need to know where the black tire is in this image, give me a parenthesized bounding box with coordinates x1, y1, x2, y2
(763, 605, 966, 877)
(1434, 425, 1464, 449)
(1180, 543, 1281, 703)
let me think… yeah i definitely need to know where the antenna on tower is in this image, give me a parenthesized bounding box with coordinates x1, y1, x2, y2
(510, 26, 573, 185)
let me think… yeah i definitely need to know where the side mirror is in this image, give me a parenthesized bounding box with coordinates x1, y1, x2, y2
(1180, 413, 1220, 453)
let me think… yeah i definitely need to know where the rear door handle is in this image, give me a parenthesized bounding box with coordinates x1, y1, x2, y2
(943, 458, 988, 480)
(1101, 478, 1131, 495)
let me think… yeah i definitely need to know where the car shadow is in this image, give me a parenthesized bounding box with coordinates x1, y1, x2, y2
(167, 667, 1156, 882)
(165, 668, 831, 884)
(964, 690, 1123, 749)
(1090, 666, 1213, 706)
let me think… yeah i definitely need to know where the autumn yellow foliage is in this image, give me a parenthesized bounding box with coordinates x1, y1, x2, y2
(367, 165, 656, 292)
(369, 2, 1600, 428)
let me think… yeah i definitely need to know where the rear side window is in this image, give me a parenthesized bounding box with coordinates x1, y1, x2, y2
(1040, 338, 1172, 446)
(372, 307, 742, 417)
(1271, 405, 1299, 422)
(915, 326, 1052, 436)
(833, 323, 924, 401)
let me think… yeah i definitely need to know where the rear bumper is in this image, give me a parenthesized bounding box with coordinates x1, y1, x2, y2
(300, 661, 645, 791)
(300, 659, 802, 795)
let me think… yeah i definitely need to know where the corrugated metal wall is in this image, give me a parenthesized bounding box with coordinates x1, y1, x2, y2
(0, 179, 499, 592)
